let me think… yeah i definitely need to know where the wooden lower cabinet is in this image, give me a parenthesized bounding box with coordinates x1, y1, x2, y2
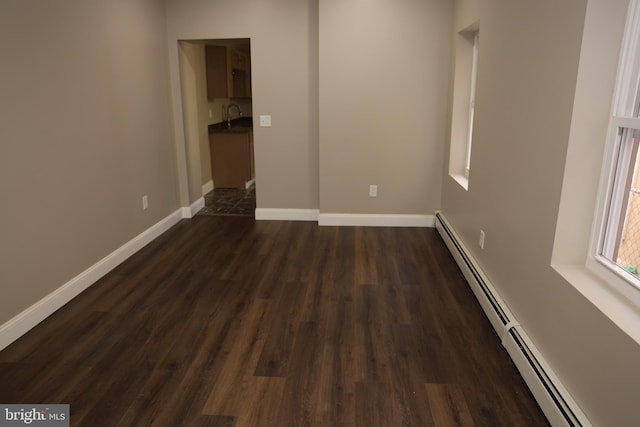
(209, 132, 253, 189)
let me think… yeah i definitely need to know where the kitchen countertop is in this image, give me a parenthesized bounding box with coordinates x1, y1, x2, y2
(209, 117, 253, 134)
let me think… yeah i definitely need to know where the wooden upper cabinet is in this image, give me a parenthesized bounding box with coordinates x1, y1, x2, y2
(205, 45, 251, 99)
(230, 49, 246, 70)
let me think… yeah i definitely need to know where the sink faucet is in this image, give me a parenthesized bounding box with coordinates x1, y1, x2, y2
(226, 103, 242, 128)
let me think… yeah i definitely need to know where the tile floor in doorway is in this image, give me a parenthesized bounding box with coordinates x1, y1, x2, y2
(197, 186, 255, 217)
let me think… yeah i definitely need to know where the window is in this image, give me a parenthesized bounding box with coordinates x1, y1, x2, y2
(592, 0, 640, 296)
(600, 130, 640, 281)
(465, 32, 479, 178)
(449, 24, 479, 189)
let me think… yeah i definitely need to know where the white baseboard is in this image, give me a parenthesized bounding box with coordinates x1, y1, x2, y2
(254, 210, 435, 227)
(181, 197, 205, 219)
(0, 209, 183, 352)
(191, 197, 205, 217)
(202, 180, 214, 195)
(318, 213, 434, 227)
(255, 208, 319, 221)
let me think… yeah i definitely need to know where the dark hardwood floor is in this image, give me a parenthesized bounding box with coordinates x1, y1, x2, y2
(0, 217, 549, 426)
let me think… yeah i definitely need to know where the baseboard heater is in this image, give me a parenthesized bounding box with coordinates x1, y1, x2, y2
(434, 211, 591, 427)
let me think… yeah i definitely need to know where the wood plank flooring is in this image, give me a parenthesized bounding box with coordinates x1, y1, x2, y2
(0, 217, 549, 426)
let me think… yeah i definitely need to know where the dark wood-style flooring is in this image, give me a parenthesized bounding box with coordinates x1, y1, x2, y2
(0, 217, 549, 426)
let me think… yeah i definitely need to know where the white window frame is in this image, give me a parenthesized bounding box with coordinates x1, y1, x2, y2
(465, 32, 479, 178)
(588, 0, 640, 306)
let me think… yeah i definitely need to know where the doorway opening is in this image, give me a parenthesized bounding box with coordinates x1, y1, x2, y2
(177, 38, 255, 217)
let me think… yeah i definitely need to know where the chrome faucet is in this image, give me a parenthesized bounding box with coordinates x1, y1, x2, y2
(226, 103, 242, 128)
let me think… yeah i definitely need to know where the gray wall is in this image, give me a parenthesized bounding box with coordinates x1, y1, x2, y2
(165, 0, 320, 210)
(166, 0, 451, 216)
(0, 0, 178, 324)
(441, 0, 640, 424)
(318, 0, 452, 215)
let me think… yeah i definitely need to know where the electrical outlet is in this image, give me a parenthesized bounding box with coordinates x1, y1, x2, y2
(479, 229, 485, 249)
(259, 115, 272, 127)
(369, 185, 378, 197)
(142, 195, 148, 210)
(208, 108, 212, 119)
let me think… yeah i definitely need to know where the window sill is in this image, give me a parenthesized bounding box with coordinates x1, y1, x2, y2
(449, 173, 469, 191)
(552, 262, 640, 345)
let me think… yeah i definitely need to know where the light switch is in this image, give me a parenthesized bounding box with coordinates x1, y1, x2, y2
(259, 115, 272, 127)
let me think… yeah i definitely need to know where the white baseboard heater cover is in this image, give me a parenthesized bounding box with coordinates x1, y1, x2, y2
(434, 211, 591, 427)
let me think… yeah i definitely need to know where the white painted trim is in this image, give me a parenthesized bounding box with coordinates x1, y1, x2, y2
(449, 173, 470, 191)
(255, 208, 319, 221)
(0, 209, 183, 352)
(180, 207, 191, 218)
(202, 180, 214, 195)
(182, 197, 205, 218)
(318, 213, 434, 227)
(612, 0, 640, 116)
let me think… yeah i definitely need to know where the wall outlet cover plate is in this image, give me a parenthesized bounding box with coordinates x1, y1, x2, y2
(259, 115, 272, 127)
